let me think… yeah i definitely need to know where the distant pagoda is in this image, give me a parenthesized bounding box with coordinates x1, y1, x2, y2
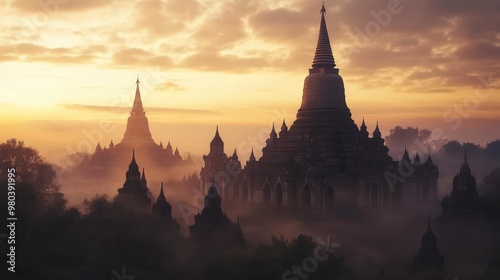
(83, 77, 195, 182)
(408, 217, 445, 277)
(115, 149, 151, 207)
(441, 150, 483, 216)
(152, 182, 180, 232)
(189, 180, 246, 251)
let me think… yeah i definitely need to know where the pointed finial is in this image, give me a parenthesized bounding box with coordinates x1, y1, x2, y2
(132, 148, 135, 159)
(136, 75, 139, 84)
(414, 150, 421, 162)
(312, 2, 336, 69)
(132, 75, 144, 113)
(360, 117, 367, 130)
(426, 153, 433, 163)
(249, 147, 256, 161)
(160, 182, 164, 194)
(282, 118, 286, 126)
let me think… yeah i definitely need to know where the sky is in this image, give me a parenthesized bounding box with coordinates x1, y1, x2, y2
(0, 0, 499, 164)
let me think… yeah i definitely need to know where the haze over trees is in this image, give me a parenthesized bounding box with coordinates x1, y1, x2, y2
(0, 139, 349, 280)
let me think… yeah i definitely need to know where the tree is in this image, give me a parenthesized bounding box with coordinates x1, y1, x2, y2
(485, 139, 500, 162)
(0, 138, 66, 213)
(384, 126, 434, 151)
(482, 167, 500, 194)
(481, 168, 500, 221)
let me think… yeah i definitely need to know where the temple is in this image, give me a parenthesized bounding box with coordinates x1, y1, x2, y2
(199, 3, 439, 211)
(189, 180, 246, 251)
(115, 150, 151, 207)
(408, 217, 445, 276)
(84, 77, 194, 182)
(441, 150, 483, 215)
(153, 182, 180, 231)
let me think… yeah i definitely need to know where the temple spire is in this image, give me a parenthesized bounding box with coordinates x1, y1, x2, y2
(460, 149, 471, 175)
(140, 168, 148, 188)
(414, 150, 421, 164)
(402, 147, 410, 163)
(425, 153, 433, 165)
(132, 77, 144, 113)
(210, 125, 224, 154)
(270, 122, 277, 138)
(360, 118, 367, 131)
(249, 148, 256, 162)
(311, 2, 336, 69)
(159, 182, 165, 200)
(128, 149, 139, 171)
(373, 121, 382, 139)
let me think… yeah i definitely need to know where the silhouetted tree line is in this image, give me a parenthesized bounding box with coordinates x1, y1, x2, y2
(0, 139, 349, 280)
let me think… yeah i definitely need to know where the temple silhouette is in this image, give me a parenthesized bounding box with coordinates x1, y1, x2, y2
(189, 180, 246, 251)
(441, 150, 483, 216)
(115, 149, 151, 207)
(84, 77, 194, 181)
(199, 4, 439, 211)
(408, 217, 445, 278)
(115, 151, 180, 230)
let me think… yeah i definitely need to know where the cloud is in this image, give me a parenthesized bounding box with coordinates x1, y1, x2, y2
(249, 8, 314, 43)
(454, 41, 500, 61)
(190, 0, 258, 50)
(11, 0, 115, 13)
(0, 43, 104, 64)
(181, 51, 268, 73)
(155, 82, 185, 92)
(133, 0, 188, 38)
(61, 104, 217, 114)
(1, 0, 499, 91)
(111, 47, 173, 69)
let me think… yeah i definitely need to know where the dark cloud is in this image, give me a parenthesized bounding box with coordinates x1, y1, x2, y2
(348, 43, 433, 70)
(249, 8, 314, 43)
(454, 41, 500, 61)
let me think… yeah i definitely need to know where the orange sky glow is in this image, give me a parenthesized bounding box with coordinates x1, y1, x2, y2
(0, 0, 499, 164)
